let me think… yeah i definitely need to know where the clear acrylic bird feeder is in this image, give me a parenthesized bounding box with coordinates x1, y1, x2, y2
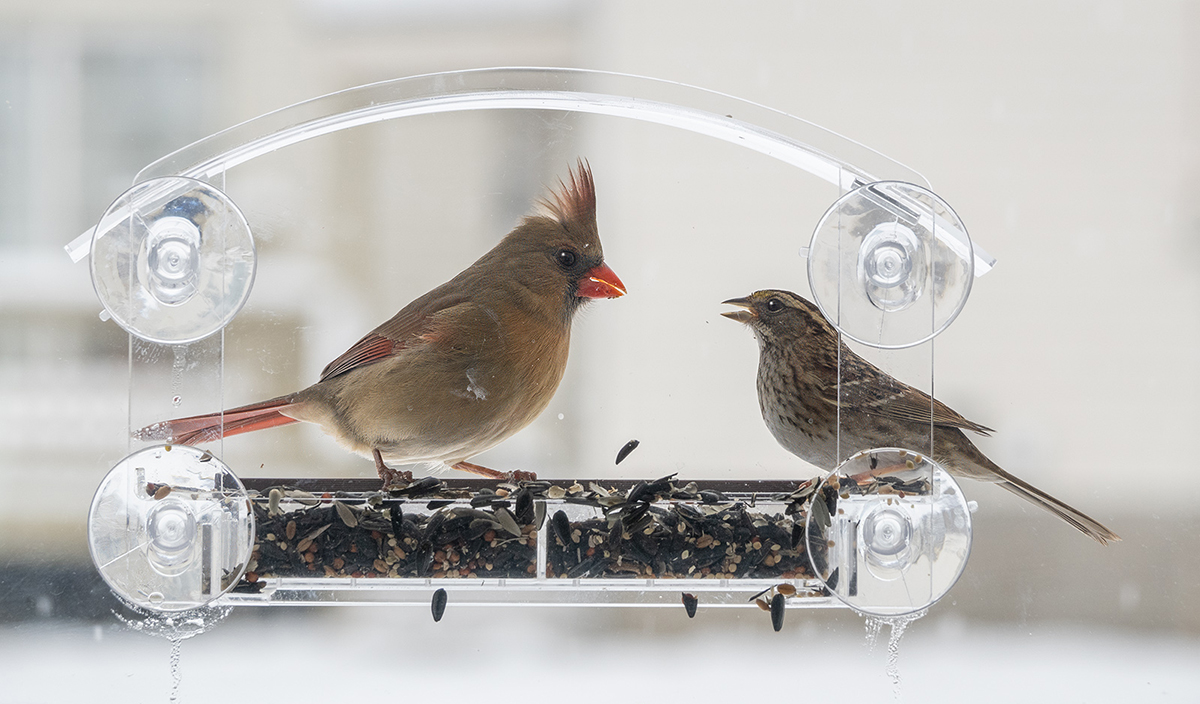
(69, 68, 993, 623)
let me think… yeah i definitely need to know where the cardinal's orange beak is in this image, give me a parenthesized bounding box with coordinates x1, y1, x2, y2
(577, 263, 626, 299)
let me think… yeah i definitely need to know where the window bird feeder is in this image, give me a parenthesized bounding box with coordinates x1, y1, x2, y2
(67, 68, 992, 626)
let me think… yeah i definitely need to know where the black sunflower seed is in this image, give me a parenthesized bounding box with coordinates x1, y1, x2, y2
(681, 592, 698, 618)
(431, 588, 448, 622)
(770, 592, 786, 632)
(387, 502, 404, 537)
(551, 510, 572, 546)
(615, 439, 640, 465)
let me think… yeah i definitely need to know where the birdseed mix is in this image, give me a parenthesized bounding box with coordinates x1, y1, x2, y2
(236, 475, 822, 588)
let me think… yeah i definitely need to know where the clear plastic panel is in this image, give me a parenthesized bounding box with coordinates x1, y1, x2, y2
(802, 179, 976, 614)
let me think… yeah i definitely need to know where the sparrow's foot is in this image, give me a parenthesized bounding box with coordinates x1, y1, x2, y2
(375, 448, 413, 489)
(451, 460, 538, 483)
(845, 453, 916, 486)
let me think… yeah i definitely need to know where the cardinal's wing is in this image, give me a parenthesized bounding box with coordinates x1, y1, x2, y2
(318, 282, 496, 382)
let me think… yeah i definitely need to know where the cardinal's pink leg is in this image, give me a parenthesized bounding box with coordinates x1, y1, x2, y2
(451, 460, 537, 482)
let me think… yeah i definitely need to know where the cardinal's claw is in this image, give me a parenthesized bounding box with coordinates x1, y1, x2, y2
(375, 448, 413, 489)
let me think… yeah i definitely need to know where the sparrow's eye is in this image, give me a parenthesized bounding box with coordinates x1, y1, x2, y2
(556, 249, 578, 268)
(765, 298, 784, 313)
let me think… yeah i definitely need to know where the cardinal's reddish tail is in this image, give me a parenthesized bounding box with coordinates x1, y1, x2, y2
(136, 396, 301, 446)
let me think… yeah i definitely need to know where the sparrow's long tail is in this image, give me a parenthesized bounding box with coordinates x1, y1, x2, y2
(990, 466, 1121, 545)
(135, 396, 301, 446)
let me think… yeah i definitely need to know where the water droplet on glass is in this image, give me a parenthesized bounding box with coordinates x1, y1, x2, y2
(172, 395, 182, 406)
(557, 413, 565, 421)
(171, 346, 186, 399)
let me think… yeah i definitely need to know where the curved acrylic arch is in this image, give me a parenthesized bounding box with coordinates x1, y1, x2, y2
(67, 67, 994, 273)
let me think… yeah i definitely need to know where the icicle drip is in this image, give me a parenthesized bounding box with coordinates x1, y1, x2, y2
(864, 615, 885, 651)
(168, 638, 182, 702)
(884, 608, 927, 699)
(115, 604, 233, 701)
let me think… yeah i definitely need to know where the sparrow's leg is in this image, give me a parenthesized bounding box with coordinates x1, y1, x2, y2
(375, 448, 413, 489)
(451, 460, 538, 482)
(846, 452, 925, 489)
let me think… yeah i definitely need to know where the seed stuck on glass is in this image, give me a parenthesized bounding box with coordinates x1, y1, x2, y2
(431, 588, 448, 622)
(769, 592, 786, 631)
(615, 439, 640, 465)
(681, 592, 698, 618)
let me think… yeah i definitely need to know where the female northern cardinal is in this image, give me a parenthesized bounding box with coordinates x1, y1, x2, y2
(723, 289, 1119, 544)
(139, 160, 625, 483)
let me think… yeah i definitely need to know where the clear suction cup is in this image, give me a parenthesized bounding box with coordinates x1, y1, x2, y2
(807, 181, 973, 349)
(805, 448, 971, 616)
(88, 445, 255, 612)
(90, 177, 256, 344)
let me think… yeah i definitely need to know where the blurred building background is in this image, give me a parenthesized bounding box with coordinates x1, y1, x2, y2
(1, 0, 1197, 700)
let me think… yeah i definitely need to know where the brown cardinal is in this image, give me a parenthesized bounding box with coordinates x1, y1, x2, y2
(138, 160, 625, 483)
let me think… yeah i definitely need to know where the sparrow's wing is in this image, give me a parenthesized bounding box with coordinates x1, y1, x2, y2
(850, 381, 994, 435)
(819, 352, 995, 436)
(319, 282, 481, 382)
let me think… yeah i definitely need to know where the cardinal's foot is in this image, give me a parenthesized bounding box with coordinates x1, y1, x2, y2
(378, 467, 414, 490)
(375, 448, 413, 490)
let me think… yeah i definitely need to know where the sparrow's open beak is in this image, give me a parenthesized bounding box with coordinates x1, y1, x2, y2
(721, 297, 757, 323)
(577, 263, 626, 299)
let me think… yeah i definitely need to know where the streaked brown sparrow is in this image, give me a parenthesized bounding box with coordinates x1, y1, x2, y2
(723, 289, 1118, 545)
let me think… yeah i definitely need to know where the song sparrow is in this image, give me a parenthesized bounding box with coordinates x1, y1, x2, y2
(722, 289, 1118, 545)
